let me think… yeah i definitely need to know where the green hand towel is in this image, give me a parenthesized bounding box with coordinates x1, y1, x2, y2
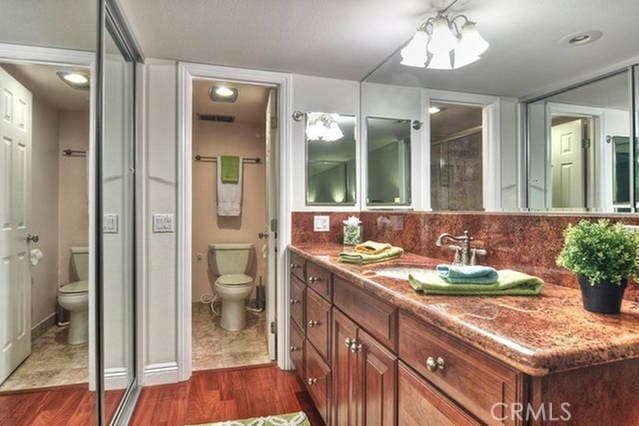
(220, 156, 240, 183)
(436, 264, 498, 284)
(408, 269, 543, 296)
(339, 246, 404, 265)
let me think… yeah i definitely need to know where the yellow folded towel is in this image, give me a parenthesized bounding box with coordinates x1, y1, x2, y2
(340, 246, 404, 265)
(355, 241, 392, 255)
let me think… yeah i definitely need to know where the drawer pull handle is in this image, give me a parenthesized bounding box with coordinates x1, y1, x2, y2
(307, 320, 319, 328)
(307, 377, 318, 385)
(344, 337, 354, 347)
(290, 263, 300, 270)
(350, 342, 362, 353)
(290, 345, 299, 352)
(426, 356, 446, 372)
(308, 276, 319, 283)
(289, 298, 299, 304)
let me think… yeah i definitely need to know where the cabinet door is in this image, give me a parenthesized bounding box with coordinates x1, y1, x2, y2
(359, 329, 397, 426)
(306, 340, 331, 425)
(398, 362, 480, 426)
(332, 309, 359, 426)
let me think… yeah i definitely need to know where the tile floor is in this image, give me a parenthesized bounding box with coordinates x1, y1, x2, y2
(0, 325, 88, 392)
(192, 302, 270, 371)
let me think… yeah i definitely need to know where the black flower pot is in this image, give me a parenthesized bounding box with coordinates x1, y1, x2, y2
(577, 275, 627, 314)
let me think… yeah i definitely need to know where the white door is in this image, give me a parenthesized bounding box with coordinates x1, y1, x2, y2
(0, 66, 32, 384)
(264, 87, 278, 360)
(551, 119, 585, 209)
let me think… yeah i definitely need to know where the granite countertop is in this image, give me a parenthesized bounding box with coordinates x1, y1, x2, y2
(289, 243, 639, 376)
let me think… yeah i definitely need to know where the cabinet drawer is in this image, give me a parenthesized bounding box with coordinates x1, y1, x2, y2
(290, 322, 305, 380)
(306, 288, 331, 360)
(398, 362, 480, 426)
(289, 252, 305, 281)
(290, 275, 305, 331)
(399, 311, 521, 425)
(334, 276, 397, 351)
(306, 261, 332, 300)
(306, 340, 331, 425)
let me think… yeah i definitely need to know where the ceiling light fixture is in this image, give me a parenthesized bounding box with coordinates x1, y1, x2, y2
(56, 71, 90, 90)
(400, 6, 489, 70)
(306, 113, 344, 142)
(209, 86, 239, 102)
(558, 30, 603, 48)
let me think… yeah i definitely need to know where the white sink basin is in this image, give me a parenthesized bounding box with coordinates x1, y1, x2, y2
(374, 267, 435, 280)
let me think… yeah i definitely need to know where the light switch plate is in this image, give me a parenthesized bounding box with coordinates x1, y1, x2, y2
(153, 213, 174, 233)
(314, 215, 330, 232)
(103, 214, 118, 233)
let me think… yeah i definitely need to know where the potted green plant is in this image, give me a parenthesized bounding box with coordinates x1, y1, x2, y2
(557, 219, 639, 314)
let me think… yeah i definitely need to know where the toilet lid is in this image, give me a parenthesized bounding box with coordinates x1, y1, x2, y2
(216, 274, 253, 286)
(59, 280, 89, 294)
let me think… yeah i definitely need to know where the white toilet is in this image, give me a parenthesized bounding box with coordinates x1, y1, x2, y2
(57, 247, 89, 345)
(208, 243, 255, 331)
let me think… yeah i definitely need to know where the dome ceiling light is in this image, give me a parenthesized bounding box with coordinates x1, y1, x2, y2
(400, 1, 489, 70)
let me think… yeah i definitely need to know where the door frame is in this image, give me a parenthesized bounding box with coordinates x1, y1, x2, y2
(423, 89, 503, 211)
(176, 62, 293, 380)
(0, 43, 96, 386)
(546, 102, 607, 211)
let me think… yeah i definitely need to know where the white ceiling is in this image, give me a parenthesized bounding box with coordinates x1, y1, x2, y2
(118, 0, 430, 80)
(367, 0, 639, 97)
(545, 72, 629, 111)
(193, 79, 270, 124)
(1, 63, 90, 112)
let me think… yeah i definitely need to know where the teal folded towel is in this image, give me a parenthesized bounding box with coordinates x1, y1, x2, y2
(436, 264, 498, 284)
(220, 156, 240, 183)
(408, 269, 544, 296)
(339, 246, 404, 265)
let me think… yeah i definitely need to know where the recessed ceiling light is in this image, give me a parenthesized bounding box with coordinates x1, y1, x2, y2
(429, 106, 444, 115)
(57, 71, 90, 90)
(210, 86, 238, 102)
(558, 30, 603, 47)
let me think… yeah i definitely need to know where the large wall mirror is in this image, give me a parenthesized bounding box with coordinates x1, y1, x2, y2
(366, 117, 412, 205)
(360, 1, 639, 214)
(527, 71, 633, 212)
(305, 112, 357, 205)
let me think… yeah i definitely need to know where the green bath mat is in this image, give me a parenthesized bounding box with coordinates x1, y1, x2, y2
(193, 411, 310, 426)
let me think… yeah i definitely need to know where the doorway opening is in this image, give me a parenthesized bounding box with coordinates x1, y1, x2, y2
(190, 79, 278, 372)
(550, 115, 595, 210)
(429, 101, 484, 211)
(0, 61, 91, 392)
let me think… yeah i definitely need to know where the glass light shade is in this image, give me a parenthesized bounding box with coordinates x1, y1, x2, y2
(453, 42, 480, 68)
(306, 121, 325, 141)
(459, 21, 489, 56)
(324, 122, 344, 142)
(400, 30, 428, 67)
(427, 16, 458, 54)
(427, 51, 452, 70)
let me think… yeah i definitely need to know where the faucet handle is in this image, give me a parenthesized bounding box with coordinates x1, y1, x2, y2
(470, 248, 487, 265)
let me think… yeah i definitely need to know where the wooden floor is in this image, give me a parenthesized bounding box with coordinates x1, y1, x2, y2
(130, 364, 324, 425)
(0, 384, 123, 425)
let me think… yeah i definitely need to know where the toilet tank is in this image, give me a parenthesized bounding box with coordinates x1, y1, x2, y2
(71, 246, 89, 281)
(208, 243, 254, 276)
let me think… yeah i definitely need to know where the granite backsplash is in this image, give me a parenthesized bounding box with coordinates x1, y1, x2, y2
(291, 211, 639, 301)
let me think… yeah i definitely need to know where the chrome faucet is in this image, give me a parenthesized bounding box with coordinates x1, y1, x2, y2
(436, 230, 485, 266)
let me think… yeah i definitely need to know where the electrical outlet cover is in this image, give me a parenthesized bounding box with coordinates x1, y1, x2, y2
(314, 215, 330, 232)
(153, 213, 175, 233)
(103, 214, 119, 233)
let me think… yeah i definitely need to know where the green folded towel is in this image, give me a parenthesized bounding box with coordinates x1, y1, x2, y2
(436, 264, 498, 284)
(339, 246, 404, 265)
(220, 156, 240, 183)
(409, 269, 544, 296)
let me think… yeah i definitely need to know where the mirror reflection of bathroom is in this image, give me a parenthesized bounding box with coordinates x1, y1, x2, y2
(0, 62, 91, 392)
(430, 102, 484, 211)
(191, 79, 277, 371)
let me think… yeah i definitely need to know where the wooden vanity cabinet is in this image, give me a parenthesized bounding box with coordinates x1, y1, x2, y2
(332, 309, 397, 426)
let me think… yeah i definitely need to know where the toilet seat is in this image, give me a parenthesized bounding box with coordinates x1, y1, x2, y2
(59, 280, 88, 294)
(216, 274, 253, 286)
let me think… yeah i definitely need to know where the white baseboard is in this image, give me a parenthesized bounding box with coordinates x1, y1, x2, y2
(142, 362, 179, 386)
(104, 367, 131, 391)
